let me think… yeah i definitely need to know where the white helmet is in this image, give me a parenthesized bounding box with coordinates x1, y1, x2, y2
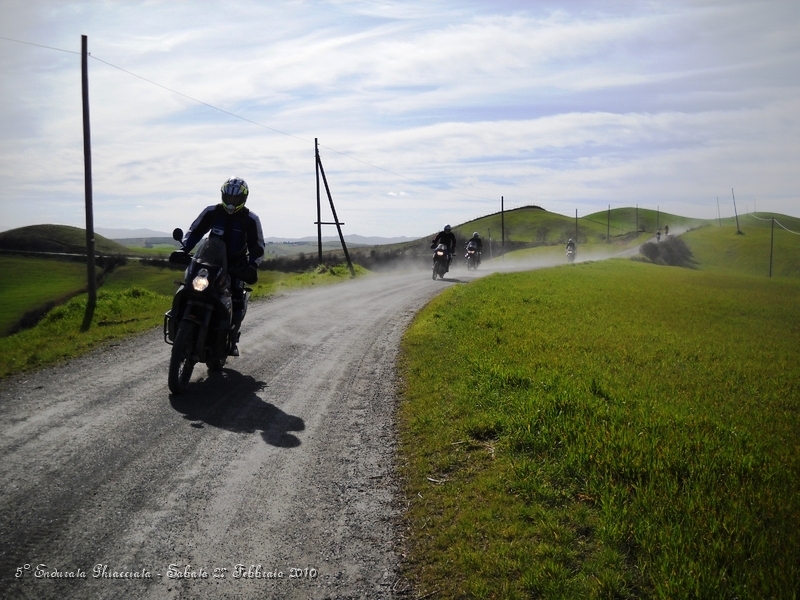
(472, 232, 479, 238)
(444, 224, 451, 232)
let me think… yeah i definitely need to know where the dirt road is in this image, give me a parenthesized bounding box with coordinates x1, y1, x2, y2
(0, 268, 484, 600)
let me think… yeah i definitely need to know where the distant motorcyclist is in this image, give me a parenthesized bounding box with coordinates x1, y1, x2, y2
(465, 232, 483, 266)
(431, 224, 457, 272)
(181, 176, 265, 356)
(565, 238, 577, 263)
(466, 231, 483, 253)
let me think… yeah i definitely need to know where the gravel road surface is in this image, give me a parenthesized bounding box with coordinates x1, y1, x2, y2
(0, 268, 483, 600)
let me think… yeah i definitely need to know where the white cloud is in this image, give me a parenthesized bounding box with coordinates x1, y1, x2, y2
(1, 0, 798, 237)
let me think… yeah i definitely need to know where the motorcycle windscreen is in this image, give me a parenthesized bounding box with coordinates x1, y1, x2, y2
(193, 237, 228, 272)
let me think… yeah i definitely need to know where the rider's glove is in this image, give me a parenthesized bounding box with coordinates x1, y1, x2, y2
(242, 265, 258, 284)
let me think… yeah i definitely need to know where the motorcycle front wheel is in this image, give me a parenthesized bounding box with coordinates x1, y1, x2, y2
(168, 321, 197, 394)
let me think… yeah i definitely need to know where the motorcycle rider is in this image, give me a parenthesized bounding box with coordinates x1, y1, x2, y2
(431, 224, 457, 272)
(465, 231, 483, 265)
(181, 176, 265, 356)
(566, 238, 576, 257)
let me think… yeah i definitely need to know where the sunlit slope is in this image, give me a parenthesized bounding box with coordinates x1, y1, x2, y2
(0, 224, 129, 254)
(683, 214, 800, 278)
(457, 206, 708, 246)
(0, 256, 88, 336)
(583, 207, 707, 237)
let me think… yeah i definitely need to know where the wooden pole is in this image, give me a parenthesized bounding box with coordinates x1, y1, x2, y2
(575, 209, 578, 241)
(607, 204, 610, 242)
(316, 150, 356, 277)
(769, 217, 774, 277)
(717, 197, 722, 226)
(316, 138, 322, 264)
(501, 196, 505, 259)
(732, 188, 742, 234)
(80, 34, 96, 332)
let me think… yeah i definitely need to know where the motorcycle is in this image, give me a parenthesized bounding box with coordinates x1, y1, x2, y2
(465, 241, 480, 271)
(163, 228, 250, 394)
(566, 246, 576, 263)
(431, 243, 450, 280)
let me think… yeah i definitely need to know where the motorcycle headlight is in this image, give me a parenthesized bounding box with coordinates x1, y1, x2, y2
(192, 268, 210, 291)
(437, 251, 444, 256)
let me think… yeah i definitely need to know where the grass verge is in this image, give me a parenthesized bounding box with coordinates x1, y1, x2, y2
(0, 256, 90, 335)
(398, 260, 799, 599)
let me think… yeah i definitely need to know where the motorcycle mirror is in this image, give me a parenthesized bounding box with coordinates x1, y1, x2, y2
(172, 228, 183, 242)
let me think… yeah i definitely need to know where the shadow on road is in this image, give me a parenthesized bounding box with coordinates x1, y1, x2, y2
(169, 369, 305, 448)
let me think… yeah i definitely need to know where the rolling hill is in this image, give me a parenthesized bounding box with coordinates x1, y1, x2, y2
(0, 225, 130, 255)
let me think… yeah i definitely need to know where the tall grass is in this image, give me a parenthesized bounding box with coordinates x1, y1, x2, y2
(399, 261, 800, 598)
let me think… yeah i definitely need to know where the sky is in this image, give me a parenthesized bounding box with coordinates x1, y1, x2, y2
(1, 0, 798, 239)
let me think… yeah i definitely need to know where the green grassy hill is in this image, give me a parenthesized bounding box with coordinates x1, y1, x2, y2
(683, 214, 800, 278)
(0, 225, 129, 255)
(382, 206, 711, 262)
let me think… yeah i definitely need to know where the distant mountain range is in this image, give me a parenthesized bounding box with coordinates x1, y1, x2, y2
(95, 227, 416, 246)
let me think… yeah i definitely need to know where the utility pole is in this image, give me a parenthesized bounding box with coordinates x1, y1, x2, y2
(636, 204, 639, 234)
(769, 217, 775, 277)
(732, 188, 742, 234)
(501, 196, 505, 259)
(315, 138, 322, 264)
(575, 209, 578, 241)
(717, 197, 722, 226)
(80, 34, 96, 332)
(607, 204, 610, 242)
(315, 141, 356, 277)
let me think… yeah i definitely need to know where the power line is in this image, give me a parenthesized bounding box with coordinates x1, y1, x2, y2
(745, 213, 800, 235)
(88, 55, 310, 144)
(0, 35, 79, 55)
(1, 34, 496, 203)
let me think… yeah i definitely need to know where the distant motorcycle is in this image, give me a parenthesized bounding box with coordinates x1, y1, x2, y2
(465, 240, 481, 271)
(431, 243, 450, 280)
(163, 228, 250, 394)
(566, 247, 576, 263)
